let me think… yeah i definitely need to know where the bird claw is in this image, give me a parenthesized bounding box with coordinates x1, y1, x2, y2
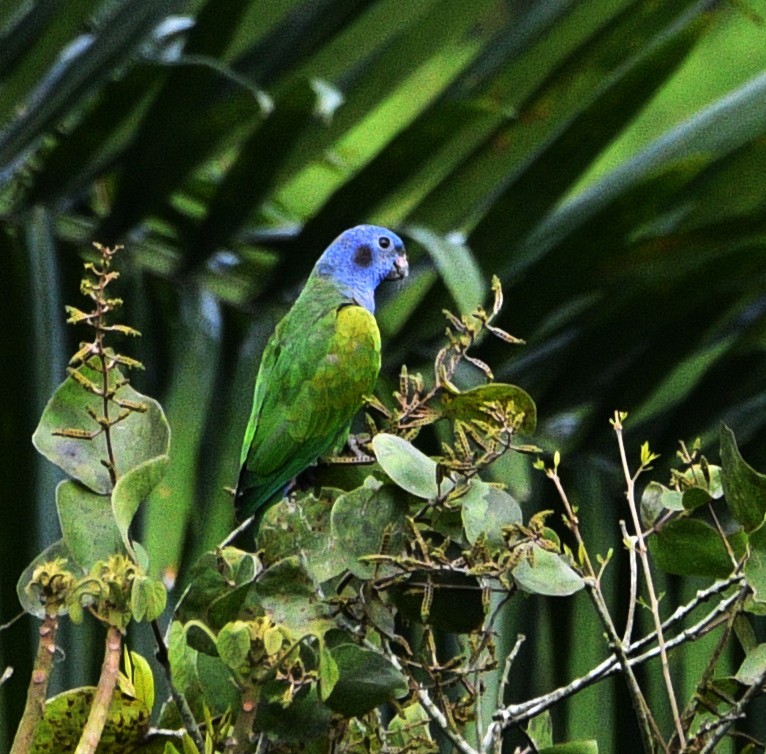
(321, 434, 375, 465)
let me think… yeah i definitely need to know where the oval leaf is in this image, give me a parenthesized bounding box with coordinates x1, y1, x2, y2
(735, 643, 766, 685)
(649, 517, 747, 578)
(113, 454, 170, 555)
(721, 424, 766, 532)
(325, 644, 408, 717)
(56, 480, 123, 569)
(442, 383, 537, 434)
(641, 481, 684, 527)
(130, 574, 167, 622)
(372, 433, 453, 499)
(461, 480, 522, 548)
(512, 546, 584, 597)
(216, 621, 251, 670)
(33, 364, 170, 494)
(331, 478, 408, 579)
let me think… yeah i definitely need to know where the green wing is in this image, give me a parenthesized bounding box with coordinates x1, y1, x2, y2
(236, 282, 381, 522)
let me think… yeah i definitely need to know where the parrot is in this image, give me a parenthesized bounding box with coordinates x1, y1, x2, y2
(235, 224, 408, 529)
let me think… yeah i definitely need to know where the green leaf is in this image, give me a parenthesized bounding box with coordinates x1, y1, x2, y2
(33, 364, 170, 494)
(406, 225, 486, 315)
(330, 478, 409, 579)
(640, 481, 683, 526)
(735, 643, 766, 685)
(30, 686, 150, 753)
(512, 545, 584, 596)
(441, 383, 537, 434)
(184, 619, 219, 658)
(113, 454, 170, 556)
(387, 701, 433, 748)
(649, 518, 747, 578)
(253, 557, 335, 639)
(527, 710, 553, 749)
(319, 643, 340, 701)
(17, 539, 79, 619)
(216, 621, 251, 671)
(539, 742, 599, 754)
(130, 573, 167, 622)
(162, 620, 237, 724)
(372, 433, 453, 499)
(254, 683, 331, 742)
(56, 480, 123, 569)
(461, 479, 522, 549)
(681, 486, 713, 511)
(744, 523, 766, 603)
(257, 489, 344, 583)
(721, 423, 766, 532)
(123, 650, 154, 712)
(325, 644, 408, 717)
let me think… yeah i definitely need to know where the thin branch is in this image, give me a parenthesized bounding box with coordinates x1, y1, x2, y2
(491, 583, 749, 729)
(219, 515, 255, 548)
(376, 634, 479, 754)
(10, 614, 58, 754)
(548, 469, 660, 753)
(482, 634, 525, 754)
(225, 688, 258, 754)
(620, 520, 638, 645)
(74, 625, 122, 754)
(614, 420, 684, 746)
(696, 660, 766, 754)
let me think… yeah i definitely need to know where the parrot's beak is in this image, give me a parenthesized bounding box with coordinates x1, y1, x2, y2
(386, 253, 409, 280)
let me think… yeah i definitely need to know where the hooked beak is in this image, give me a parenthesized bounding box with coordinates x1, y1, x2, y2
(386, 252, 409, 281)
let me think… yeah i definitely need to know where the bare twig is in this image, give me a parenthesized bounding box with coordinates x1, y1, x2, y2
(614, 416, 684, 747)
(375, 635, 480, 754)
(491, 582, 748, 729)
(483, 634, 525, 754)
(548, 467, 660, 753)
(696, 660, 766, 754)
(620, 520, 638, 645)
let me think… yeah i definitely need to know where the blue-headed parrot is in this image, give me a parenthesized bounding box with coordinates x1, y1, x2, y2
(235, 225, 408, 528)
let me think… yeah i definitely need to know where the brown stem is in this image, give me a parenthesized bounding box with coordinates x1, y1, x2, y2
(10, 613, 59, 754)
(225, 688, 258, 754)
(74, 625, 122, 754)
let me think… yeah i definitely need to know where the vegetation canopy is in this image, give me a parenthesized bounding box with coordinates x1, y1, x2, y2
(3, 2, 766, 753)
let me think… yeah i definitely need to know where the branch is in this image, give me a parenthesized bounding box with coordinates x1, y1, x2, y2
(491, 582, 748, 730)
(614, 419, 684, 746)
(74, 625, 122, 754)
(369, 636, 477, 754)
(10, 614, 59, 754)
(225, 687, 258, 754)
(696, 660, 766, 753)
(548, 467, 660, 753)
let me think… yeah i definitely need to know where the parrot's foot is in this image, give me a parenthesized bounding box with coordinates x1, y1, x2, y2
(323, 434, 375, 464)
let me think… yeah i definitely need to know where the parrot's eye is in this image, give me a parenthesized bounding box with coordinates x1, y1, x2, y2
(377, 236, 391, 249)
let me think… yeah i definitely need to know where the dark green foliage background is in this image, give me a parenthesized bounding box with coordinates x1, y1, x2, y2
(2, 1, 766, 751)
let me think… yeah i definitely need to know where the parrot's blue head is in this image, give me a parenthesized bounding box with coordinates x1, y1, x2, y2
(315, 225, 408, 313)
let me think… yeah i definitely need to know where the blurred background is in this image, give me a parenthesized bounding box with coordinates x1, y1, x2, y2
(2, 0, 766, 750)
